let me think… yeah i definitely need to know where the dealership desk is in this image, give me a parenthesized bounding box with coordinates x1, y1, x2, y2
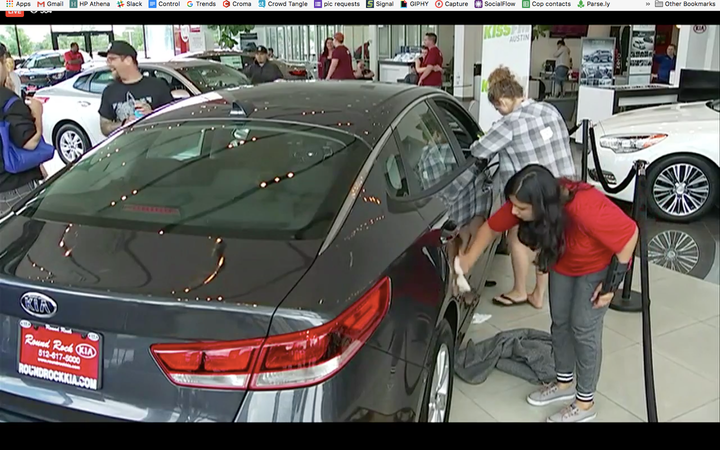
(379, 59, 414, 83)
(575, 83, 679, 143)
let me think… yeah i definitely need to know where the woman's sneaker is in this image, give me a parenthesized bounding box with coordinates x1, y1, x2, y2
(527, 382, 576, 407)
(547, 402, 597, 423)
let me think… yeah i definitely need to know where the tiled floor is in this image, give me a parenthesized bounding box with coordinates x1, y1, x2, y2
(450, 255, 720, 422)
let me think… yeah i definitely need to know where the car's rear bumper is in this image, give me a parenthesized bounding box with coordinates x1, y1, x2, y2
(234, 345, 428, 422)
(0, 344, 427, 422)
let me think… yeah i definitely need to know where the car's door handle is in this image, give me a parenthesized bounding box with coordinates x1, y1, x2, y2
(77, 101, 90, 107)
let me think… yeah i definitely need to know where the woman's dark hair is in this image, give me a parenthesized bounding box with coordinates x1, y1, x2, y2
(321, 37, 333, 59)
(504, 164, 570, 273)
(557, 39, 565, 46)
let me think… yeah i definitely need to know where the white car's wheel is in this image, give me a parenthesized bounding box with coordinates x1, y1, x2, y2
(56, 123, 90, 165)
(647, 154, 718, 223)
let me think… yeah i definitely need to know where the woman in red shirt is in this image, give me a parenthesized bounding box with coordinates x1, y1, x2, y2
(318, 37, 334, 81)
(457, 164, 638, 423)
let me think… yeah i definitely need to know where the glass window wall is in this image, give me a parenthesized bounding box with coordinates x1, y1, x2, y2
(237, 25, 439, 63)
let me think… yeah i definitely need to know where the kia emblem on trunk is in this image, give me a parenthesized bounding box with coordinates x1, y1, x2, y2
(20, 292, 58, 319)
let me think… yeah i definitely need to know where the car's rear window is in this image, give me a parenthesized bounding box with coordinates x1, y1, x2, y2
(175, 64, 251, 92)
(17, 120, 370, 240)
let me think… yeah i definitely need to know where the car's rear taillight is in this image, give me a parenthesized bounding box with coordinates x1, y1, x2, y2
(150, 276, 391, 391)
(289, 69, 307, 77)
(33, 96, 49, 104)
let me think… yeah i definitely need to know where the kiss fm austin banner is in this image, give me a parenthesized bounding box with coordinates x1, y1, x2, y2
(478, 25, 533, 132)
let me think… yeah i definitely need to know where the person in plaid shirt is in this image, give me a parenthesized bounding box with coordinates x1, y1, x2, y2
(469, 66, 576, 309)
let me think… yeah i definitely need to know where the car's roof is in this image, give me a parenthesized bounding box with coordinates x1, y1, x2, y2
(141, 82, 448, 147)
(81, 58, 225, 73)
(29, 50, 62, 57)
(177, 50, 252, 58)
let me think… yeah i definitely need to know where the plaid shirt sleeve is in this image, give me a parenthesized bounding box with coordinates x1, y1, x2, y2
(415, 143, 458, 190)
(469, 120, 513, 162)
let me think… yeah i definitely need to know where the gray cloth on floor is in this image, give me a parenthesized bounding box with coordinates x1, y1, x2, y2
(454, 328, 556, 385)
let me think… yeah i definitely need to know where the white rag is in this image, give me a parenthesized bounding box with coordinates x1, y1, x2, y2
(454, 256, 472, 293)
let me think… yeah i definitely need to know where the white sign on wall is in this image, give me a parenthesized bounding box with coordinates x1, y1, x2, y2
(479, 25, 533, 132)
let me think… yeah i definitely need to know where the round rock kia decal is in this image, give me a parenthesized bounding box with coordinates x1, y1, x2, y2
(76, 343, 98, 359)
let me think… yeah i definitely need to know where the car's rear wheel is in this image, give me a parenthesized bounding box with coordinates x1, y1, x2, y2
(56, 123, 90, 165)
(647, 154, 718, 223)
(419, 318, 454, 423)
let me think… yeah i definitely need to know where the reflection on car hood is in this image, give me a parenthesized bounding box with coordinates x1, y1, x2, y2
(598, 101, 720, 133)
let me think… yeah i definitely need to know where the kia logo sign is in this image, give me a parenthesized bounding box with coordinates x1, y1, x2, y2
(20, 292, 58, 319)
(693, 25, 707, 34)
(76, 344, 97, 359)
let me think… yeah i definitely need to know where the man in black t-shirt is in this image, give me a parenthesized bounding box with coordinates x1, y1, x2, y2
(97, 41, 174, 137)
(0, 43, 44, 215)
(242, 46, 283, 85)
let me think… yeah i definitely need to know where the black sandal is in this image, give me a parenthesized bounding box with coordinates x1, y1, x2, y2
(492, 294, 528, 307)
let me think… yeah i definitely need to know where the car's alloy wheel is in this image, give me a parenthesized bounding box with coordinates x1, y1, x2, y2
(420, 318, 454, 423)
(648, 229, 699, 274)
(59, 130, 85, 163)
(652, 163, 711, 218)
(427, 343, 450, 423)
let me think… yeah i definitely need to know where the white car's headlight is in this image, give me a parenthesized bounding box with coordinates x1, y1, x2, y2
(598, 134, 667, 153)
(52, 72, 65, 80)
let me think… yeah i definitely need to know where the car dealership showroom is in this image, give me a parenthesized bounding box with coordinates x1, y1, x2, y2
(0, 22, 718, 423)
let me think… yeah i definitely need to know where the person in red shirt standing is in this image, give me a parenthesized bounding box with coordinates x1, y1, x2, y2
(417, 32, 443, 87)
(457, 164, 638, 423)
(325, 32, 355, 80)
(63, 42, 84, 80)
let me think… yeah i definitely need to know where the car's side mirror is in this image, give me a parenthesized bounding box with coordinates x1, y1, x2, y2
(171, 89, 191, 100)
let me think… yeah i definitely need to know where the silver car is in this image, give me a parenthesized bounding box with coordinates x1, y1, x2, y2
(174, 50, 312, 80)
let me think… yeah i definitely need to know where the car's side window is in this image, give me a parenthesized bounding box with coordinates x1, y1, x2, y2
(88, 70, 115, 94)
(379, 132, 409, 198)
(73, 74, 92, 92)
(147, 69, 186, 91)
(395, 101, 459, 193)
(432, 99, 481, 153)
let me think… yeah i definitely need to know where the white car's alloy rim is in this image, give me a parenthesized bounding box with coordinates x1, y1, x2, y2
(59, 131, 85, 163)
(652, 163, 710, 217)
(428, 343, 450, 423)
(648, 230, 699, 274)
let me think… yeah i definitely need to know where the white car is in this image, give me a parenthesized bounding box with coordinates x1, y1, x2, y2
(34, 59, 251, 164)
(589, 99, 720, 222)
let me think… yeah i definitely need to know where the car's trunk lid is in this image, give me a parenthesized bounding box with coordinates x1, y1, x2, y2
(0, 215, 319, 422)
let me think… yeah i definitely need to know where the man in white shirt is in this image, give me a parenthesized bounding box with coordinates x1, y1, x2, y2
(552, 39, 571, 97)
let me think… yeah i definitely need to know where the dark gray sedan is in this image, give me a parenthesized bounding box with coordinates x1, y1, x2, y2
(0, 82, 501, 422)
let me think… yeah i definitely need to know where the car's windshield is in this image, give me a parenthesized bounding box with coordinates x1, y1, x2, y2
(34, 55, 64, 69)
(15, 120, 370, 239)
(175, 63, 250, 93)
(708, 99, 720, 112)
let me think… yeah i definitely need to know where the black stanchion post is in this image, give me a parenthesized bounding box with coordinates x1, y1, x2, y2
(636, 160, 659, 422)
(580, 119, 589, 183)
(609, 160, 645, 313)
